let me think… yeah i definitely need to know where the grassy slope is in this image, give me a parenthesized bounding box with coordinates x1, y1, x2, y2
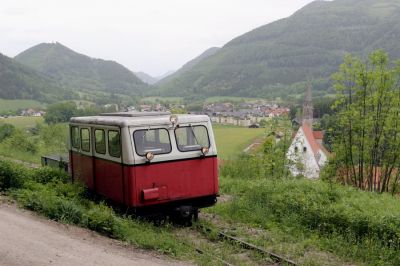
(0, 116, 44, 129)
(140, 96, 184, 104)
(0, 53, 69, 102)
(0, 99, 45, 113)
(207, 176, 400, 265)
(213, 124, 265, 159)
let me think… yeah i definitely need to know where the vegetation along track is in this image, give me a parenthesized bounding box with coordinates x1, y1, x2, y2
(4, 158, 295, 265)
(189, 222, 297, 266)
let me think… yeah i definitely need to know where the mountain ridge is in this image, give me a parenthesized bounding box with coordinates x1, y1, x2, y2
(15, 42, 148, 96)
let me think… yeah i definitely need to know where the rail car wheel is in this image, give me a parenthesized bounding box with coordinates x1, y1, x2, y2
(170, 206, 199, 226)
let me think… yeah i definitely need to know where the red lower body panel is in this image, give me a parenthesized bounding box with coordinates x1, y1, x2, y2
(70, 151, 218, 208)
(131, 157, 218, 207)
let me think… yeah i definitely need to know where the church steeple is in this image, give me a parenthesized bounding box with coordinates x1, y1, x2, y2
(302, 81, 313, 125)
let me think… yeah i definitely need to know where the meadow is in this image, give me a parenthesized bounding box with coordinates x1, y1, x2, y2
(204, 96, 264, 103)
(140, 96, 183, 104)
(0, 99, 45, 113)
(212, 124, 265, 159)
(0, 116, 44, 129)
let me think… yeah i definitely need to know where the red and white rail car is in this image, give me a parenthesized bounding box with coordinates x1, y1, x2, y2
(69, 112, 218, 216)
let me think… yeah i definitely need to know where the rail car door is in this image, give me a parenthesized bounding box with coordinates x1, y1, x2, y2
(92, 127, 124, 204)
(70, 125, 94, 189)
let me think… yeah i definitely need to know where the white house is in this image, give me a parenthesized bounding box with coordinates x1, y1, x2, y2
(287, 123, 328, 178)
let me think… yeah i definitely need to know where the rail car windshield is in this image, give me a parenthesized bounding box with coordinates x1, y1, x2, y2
(175, 125, 210, 152)
(133, 128, 172, 156)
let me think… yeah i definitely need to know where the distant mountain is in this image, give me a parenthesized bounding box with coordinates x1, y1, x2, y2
(15, 42, 147, 95)
(157, 70, 175, 80)
(156, 47, 220, 86)
(0, 53, 70, 102)
(135, 71, 159, 85)
(156, 0, 400, 99)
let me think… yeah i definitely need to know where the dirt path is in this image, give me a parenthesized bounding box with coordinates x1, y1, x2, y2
(0, 202, 189, 266)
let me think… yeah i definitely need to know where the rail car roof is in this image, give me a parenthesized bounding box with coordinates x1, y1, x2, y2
(70, 112, 210, 127)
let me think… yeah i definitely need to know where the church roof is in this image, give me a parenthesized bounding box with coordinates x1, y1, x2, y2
(313, 131, 324, 140)
(301, 123, 320, 154)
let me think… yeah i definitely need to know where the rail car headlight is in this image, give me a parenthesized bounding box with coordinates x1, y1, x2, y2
(146, 152, 154, 161)
(170, 115, 178, 125)
(201, 147, 209, 156)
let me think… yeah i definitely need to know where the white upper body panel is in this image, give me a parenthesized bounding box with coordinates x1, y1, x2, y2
(69, 113, 217, 165)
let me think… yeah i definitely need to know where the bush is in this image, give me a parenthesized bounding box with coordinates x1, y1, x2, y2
(0, 160, 30, 190)
(218, 178, 400, 249)
(31, 167, 70, 184)
(86, 203, 117, 235)
(2, 130, 38, 153)
(0, 123, 16, 142)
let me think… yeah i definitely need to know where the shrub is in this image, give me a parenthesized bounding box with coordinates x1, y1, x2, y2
(2, 130, 38, 153)
(0, 160, 30, 190)
(31, 167, 70, 184)
(86, 203, 117, 235)
(0, 123, 16, 142)
(218, 178, 400, 249)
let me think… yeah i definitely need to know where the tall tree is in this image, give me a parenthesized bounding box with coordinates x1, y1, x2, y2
(330, 50, 400, 193)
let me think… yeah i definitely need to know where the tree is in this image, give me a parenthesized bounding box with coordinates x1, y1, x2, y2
(44, 102, 78, 124)
(329, 50, 400, 193)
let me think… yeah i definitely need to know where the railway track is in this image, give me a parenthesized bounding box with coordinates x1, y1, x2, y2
(191, 223, 297, 266)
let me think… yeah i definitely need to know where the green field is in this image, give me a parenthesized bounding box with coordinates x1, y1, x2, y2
(0, 116, 44, 129)
(212, 124, 265, 159)
(0, 99, 45, 113)
(204, 96, 265, 103)
(140, 97, 184, 104)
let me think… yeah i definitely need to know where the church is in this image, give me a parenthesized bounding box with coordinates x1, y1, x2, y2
(287, 84, 329, 179)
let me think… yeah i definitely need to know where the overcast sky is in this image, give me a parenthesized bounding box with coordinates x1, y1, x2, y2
(1, 0, 314, 76)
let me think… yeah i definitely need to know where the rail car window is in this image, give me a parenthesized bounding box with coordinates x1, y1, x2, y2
(108, 130, 121, 158)
(71, 126, 80, 149)
(133, 129, 171, 156)
(175, 125, 210, 152)
(95, 129, 106, 154)
(80, 128, 90, 152)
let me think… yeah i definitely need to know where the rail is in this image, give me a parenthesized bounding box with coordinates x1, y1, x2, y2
(195, 224, 297, 266)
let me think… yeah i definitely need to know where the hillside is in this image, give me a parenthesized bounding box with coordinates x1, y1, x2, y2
(15, 42, 148, 96)
(156, 47, 220, 85)
(0, 53, 70, 102)
(156, 0, 400, 99)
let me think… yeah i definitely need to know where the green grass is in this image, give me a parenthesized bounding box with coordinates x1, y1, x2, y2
(204, 96, 264, 103)
(0, 160, 267, 265)
(140, 97, 183, 104)
(213, 124, 265, 159)
(0, 99, 45, 113)
(0, 116, 44, 129)
(206, 156, 400, 265)
(0, 161, 196, 261)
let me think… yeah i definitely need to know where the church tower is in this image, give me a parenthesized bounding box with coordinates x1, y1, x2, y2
(302, 82, 313, 125)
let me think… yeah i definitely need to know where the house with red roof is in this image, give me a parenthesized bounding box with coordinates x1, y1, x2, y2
(286, 83, 329, 178)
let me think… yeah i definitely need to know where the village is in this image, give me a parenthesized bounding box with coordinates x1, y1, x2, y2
(136, 101, 289, 127)
(7, 101, 289, 129)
